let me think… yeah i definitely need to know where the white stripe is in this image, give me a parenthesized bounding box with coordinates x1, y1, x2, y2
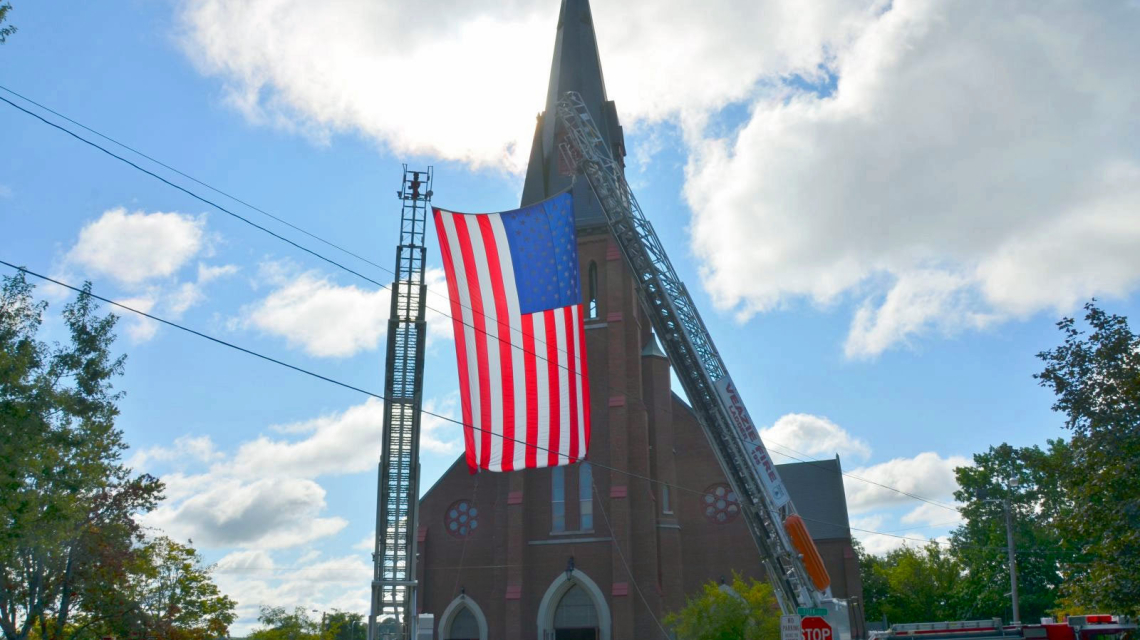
(532, 313, 550, 462)
(439, 212, 481, 466)
(572, 304, 586, 458)
(462, 214, 504, 471)
(553, 308, 570, 465)
(489, 216, 529, 472)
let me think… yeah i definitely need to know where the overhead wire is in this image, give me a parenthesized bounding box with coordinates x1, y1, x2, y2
(3, 261, 969, 555)
(0, 88, 961, 515)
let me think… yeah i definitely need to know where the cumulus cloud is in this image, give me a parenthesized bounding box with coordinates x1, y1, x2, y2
(142, 477, 347, 548)
(242, 263, 451, 358)
(843, 452, 970, 514)
(117, 296, 160, 343)
(129, 434, 224, 472)
(685, 0, 1140, 356)
(211, 550, 370, 635)
(761, 413, 871, 461)
(177, 0, 868, 170)
(67, 208, 206, 286)
(900, 501, 964, 528)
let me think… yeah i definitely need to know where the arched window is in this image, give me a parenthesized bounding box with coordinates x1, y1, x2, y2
(554, 585, 600, 631)
(579, 462, 593, 531)
(447, 607, 479, 640)
(587, 262, 598, 319)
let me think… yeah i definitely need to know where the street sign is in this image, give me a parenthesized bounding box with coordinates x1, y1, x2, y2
(802, 616, 833, 640)
(798, 607, 828, 617)
(782, 615, 803, 640)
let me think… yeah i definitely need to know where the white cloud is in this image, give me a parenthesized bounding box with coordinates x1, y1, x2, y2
(900, 501, 964, 528)
(67, 208, 206, 286)
(211, 550, 371, 635)
(761, 413, 871, 461)
(242, 264, 452, 358)
(169, 263, 240, 316)
(843, 452, 970, 514)
(177, 0, 868, 170)
(142, 477, 347, 549)
(242, 270, 389, 358)
(129, 434, 224, 472)
(117, 295, 160, 343)
(685, 1, 1140, 356)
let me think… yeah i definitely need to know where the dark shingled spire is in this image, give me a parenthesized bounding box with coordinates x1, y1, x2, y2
(521, 0, 626, 228)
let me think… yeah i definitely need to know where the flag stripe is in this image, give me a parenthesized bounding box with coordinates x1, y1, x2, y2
(544, 310, 561, 467)
(451, 215, 494, 470)
(564, 305, 579, 463)
(477, 214, 516, 471)
(577, 306, 591, 457)
(436, 211, 480, 472)
(521, 313, 539, 469)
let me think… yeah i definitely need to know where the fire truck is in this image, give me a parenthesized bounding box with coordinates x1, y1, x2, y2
(870, 615, 1136, 640)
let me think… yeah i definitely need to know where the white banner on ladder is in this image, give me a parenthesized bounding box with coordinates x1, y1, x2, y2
(714, 376, 791, 507)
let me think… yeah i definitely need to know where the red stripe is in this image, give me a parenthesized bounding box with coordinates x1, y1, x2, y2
(577, 305, 591, 458)
(563, 306, 579, 463)
(544, 310, 561, 467)
(521, 314, 539, 469)
(434, 210, 477, 474)
(452, 215, 493, 471)
(476, 215, 515, 472)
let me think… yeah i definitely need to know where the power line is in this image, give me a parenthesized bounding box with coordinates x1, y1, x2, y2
(0, 89, 962, 515)
(4, 261, 967, 554)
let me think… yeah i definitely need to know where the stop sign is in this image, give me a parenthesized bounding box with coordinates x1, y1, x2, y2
(802, 616, 832, 640)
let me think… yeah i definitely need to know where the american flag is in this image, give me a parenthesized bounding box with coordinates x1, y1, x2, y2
(434, 192, 591, 473)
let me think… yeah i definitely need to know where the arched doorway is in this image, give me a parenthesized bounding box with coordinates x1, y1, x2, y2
(537, 569, 611, 640)
(438, 595, 488, 640)
(553, 585, 599, 639)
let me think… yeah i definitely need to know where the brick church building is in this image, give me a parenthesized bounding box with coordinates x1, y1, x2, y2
(416, 1, 864, 638)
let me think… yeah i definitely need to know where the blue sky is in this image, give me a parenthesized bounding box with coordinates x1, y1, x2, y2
(3, 0, 1139, 631)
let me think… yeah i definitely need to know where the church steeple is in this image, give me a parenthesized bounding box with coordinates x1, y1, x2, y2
(521, 0, 626, 227)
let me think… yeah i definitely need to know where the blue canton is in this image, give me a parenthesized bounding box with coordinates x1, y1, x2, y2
(500, 192, 581, 315)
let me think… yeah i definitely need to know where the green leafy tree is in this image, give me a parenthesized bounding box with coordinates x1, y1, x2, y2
(323, 612, 364, 640)
(950, 442, 1070, 621)
(0, 273, 234, 640)
(250, 607, 345, 640)
(867, 543, 963, 624)
(1035, 302, 1140, 615)
(665, 574, 781, 640)
(0, 3, 15, 44)
(854, 540, 890, 625)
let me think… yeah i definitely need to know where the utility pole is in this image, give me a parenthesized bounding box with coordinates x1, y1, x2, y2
(1004, 478, 1021, 625)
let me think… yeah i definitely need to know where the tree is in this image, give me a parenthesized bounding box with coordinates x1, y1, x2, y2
(665, 574, 781, 640)
(1035, 302, 1140, 615)
(872, 543, 962, 624)
(950, 442, 1070, 621)
(854, 540, 890, 625)
(0, 273, 234, 640)
(0, 3, 15, 44)
(250, 607, 362, 640)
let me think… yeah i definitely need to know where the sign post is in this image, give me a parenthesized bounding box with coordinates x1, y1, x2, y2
(802, 616, 833, 640)
(782, 615, 803, 640)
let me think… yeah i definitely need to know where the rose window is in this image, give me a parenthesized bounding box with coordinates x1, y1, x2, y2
(446, 500, 478, 538)
(702, 483, 740, 524)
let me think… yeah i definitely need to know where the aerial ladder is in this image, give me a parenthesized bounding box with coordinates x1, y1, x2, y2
(555, 91, 850, 634)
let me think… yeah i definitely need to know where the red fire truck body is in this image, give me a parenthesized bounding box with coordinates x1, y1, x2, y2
(871, 616, 1135, 640)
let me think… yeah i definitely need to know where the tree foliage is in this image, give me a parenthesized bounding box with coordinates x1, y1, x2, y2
(859, 543, 963, 625)
(665, 574, 781, 640)
(1034, 302, 1140, 615)
(950, 441, 1069, 622)
(0, 2, 15, 44)
(0, 273, 234, 640)
(250, 608, 364, 640)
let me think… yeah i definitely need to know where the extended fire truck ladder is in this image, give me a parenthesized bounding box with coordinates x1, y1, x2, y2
(555, 92, 847, 626)
(369, 166, 432, 640)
